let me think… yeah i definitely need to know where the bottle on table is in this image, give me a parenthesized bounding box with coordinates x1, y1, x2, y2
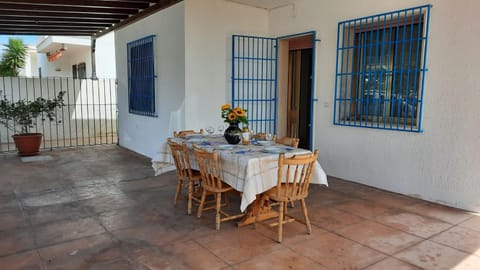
(242, 127, 250, 145)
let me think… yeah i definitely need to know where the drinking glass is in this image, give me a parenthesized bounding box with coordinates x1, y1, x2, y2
(265, 133, 273, 142)
(217, 124, 225, 134)
(206, 126, 214, 135)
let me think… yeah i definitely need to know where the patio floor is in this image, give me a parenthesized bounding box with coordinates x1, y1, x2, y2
(0, 145, 479, 269)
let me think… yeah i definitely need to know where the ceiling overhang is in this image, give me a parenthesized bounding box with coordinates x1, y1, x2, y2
(0, 0, 182, 37)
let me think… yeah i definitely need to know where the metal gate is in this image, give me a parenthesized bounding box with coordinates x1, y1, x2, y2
(0, 77, 117, 153)
(232, 35, 278, 134)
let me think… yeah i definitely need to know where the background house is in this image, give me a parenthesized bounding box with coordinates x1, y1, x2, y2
(35, 33, 116, 79)
(113, 0, 480, 213)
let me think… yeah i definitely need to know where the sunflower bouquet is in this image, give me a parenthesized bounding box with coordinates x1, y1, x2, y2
(221, 104, 248, 125)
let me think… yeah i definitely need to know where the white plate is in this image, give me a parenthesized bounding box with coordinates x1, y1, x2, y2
(216, 144, 235, 150)
(185, 134, 204, 139)
(188, 138, 208, 143)
(263, 146, 286, 154)
(257, 140, 273, 146)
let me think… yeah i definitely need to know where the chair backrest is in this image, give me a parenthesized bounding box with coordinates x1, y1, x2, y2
(276, 136, 300, 148)
(276, 150, 319, 200)
(193, 146, 224, 191)
(173, 129, 204, 137)
(251, 132, 266, 140)
(167, 139, 195, 180)
(251, 132, 276, 142)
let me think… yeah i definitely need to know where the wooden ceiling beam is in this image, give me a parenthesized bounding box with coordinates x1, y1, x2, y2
(0, 27, 97, 32)
(95, 0, 181, 37)
(0, 0, 182, 37)
(0, 30, 95, 36)
(0, 0, 152, 9)
(0, 16, 118, 24)
(0, 10, 128, 20)
(0, 24, 105, 30)
(0, 3, 136, 15)
(0, 20, 112, 27)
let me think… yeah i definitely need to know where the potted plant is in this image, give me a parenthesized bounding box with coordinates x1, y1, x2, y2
(0, 91, 65, 156)
(220, 104, 248, 144)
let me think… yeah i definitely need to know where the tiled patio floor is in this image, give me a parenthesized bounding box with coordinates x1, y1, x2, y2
(0, 145, 479, 269)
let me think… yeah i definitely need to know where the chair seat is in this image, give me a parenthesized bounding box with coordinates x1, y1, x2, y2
(202, 180, 234, 193)
(265, 184, 308, 202)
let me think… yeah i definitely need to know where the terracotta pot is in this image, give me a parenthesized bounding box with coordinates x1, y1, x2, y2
(11, 133, 43, 156)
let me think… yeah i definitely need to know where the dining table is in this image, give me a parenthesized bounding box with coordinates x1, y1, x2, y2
(169, 134, 329, 226)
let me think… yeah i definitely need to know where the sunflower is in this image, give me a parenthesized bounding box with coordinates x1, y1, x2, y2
(228, 112, 237, 121)
(221, 104, 231, 110)
(233, 107, 245, 117)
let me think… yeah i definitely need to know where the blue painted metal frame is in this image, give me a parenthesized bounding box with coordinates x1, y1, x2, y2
(127, 35, 157, 117)
(333, 5, 431, 132)
(232, 35, 278, 134)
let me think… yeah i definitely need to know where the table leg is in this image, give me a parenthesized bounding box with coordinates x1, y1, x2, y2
(237, 195, 278, 227)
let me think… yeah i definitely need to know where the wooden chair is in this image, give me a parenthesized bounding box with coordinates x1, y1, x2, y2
(257, 150, 319, 243)
(173, 129, 204, 138)
(251, 132, 266, 140)
(193, 146, 245, 230)
(167, 139, 202, 215)
(275, 136, 301, 208)
(251, 132, 276, 142)
(276, 136, 300, 148)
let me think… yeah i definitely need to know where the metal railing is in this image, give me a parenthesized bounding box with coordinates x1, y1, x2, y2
(0, 77, 117, 153)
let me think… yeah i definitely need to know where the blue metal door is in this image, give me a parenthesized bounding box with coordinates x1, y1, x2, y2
(232, 35, 278, 134)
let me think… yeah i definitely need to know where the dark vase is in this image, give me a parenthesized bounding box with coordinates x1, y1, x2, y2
(224, 123, 242, 144)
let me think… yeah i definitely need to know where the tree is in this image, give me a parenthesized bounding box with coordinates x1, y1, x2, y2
(0, 38, 27, 77)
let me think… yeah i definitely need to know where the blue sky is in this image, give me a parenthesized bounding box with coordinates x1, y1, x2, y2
(0, 35, 38, 46)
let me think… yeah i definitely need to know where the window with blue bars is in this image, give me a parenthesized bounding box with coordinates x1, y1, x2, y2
(334, 5, 431, 132)
(232, 35, 278, 134)
(127, 35, 156, 117)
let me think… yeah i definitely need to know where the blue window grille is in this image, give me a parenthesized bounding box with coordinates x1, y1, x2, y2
(127, 35, 156, 117)
(232, 35, 278, 134)
(334, 5, 431, 132)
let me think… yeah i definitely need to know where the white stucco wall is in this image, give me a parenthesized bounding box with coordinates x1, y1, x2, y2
(115, 1, 186, 158)
(113, 0, 479, 212)
(184, 0, 269, 130)
(19, 46, 38, 77)
(36, 34, 115, 78)
(37, 45, 92, 78)
(95, 32, 116, 78)
(269, 0, 480, 212)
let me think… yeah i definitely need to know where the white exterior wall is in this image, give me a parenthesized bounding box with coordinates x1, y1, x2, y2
(269, 0, 480, 212)
(95, 32, 116, 78)
(115, 2, 185, 158)
(19, 47, 38, 77)
(113, 0, 479, 212)
(37, 46, 92, 78)
(36, 34, 115, 78)
(183, 0, 269, 129)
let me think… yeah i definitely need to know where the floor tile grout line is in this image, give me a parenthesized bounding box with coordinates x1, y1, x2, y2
(280, 241, 332, 269)
(358, 255, 422, 270)
(427, 236, 480, 259)
(326, 226, 417, 261)
(190, 236, 237, 268)
(327, 199, 469, 237)
(328, 179, 475, 218)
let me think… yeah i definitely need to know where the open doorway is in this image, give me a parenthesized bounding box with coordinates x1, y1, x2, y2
(277, 33, 315, 149)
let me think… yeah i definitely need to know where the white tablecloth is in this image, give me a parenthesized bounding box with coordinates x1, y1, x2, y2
(169, 135, 328, 212)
